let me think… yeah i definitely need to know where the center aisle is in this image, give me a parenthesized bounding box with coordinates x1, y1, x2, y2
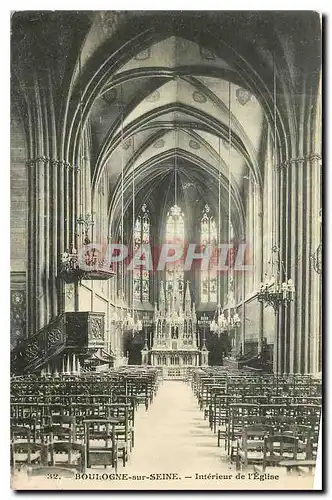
(119, 380, 233, 487)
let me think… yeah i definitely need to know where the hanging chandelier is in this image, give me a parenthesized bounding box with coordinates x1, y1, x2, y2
(258, 245, 295, 313)
(110, 310, 120, 325)
(109, 89, 137, 333)
(110, 294, 141, 333)
(210, 291, 241, 336)
(211, 82, 241, 336)
(210, 308, 241, 336)
(257, 58, 295, 312)
(130, 134, 142, 337)
(223, 287, 241, 332)
(125, 310, 142, 333)
(210, 305, 227, 335)
(112, 311, 142, 333)
(60, 54, 115, 283)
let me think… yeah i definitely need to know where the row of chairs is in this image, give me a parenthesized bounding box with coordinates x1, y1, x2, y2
(211, 396, 321, 435)
(193, 369, 321, 413)
(11, 367, 160, 477)
(221, 403, 320, 458)
(191, 368, 321, 476)
(12, 368, 159, 410)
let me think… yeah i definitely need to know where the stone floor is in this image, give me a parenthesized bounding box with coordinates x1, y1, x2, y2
(121, 379, 231, 477)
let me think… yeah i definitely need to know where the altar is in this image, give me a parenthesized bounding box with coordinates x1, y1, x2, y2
(142, 281, 208, 379)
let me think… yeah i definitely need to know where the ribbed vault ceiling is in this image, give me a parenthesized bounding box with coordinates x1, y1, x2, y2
(88, 34, 266, 212)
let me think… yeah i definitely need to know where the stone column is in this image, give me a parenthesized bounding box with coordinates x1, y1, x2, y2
(37, 156, 46, 331)
(273, 311, 279, 374)
(294, 160, 305, 373)
(241, 278, 245, 353)
(41, 92, 51, 328)
(47, 70, 59, 321)
(303, 157, 313, 373)
(258, 302, 264, 355)
(27, 157, 37, 336)
(278, 164, 286, 374)
(58, 160, 65, 312)
(256, 188, 264, 355)
(309, 156, 322, 374)
(71, 162, 76, 249)
(27, 155, 51, 334)
(64, 161, 70, 250)
(300, 158, 310, 374)
(286, 158, 296, 373)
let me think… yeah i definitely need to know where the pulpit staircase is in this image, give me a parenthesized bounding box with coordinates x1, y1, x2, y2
(11, 311, 107, 375)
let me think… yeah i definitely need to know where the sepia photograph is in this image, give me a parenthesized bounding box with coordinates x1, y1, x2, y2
(10, 10, 322, 491)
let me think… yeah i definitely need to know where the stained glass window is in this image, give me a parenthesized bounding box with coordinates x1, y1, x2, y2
(133, 204, 150, 302)
(200, 204, 218, 303)
(165, 204, 185, 301)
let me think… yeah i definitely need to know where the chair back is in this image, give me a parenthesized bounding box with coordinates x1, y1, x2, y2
(262, 434, 299, 471)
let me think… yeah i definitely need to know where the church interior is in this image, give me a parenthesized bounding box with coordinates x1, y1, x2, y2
(10, 11, 322, 487)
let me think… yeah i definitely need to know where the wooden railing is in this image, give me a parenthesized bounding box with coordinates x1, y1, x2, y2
(11, 314, 66, 374)
(11, 312, 106, 375)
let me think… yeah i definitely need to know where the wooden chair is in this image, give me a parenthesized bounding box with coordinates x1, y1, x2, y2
(279, 424, 313, 458)
(262, 435, 299, 471)
(106, 404, 134, 452)
(44, 441, 85, 472)
(11, 442, 45, 471)
(11, 417, 39, 442)
(41, 423, 73, 445)
(84, 419, 119, 472)
(11, 425, 32, 444)
(236, 425, 274, 470)
(226, 404, 260, 456)
(215, 394, 241, 441)
(49, 414, 77, 441)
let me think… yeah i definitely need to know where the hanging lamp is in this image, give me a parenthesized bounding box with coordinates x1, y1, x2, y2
(110, 86, 136, 332)
(210, 135, 227, 336)
(210, 82, 241, 335)
(130, 135, 142, 336)
(257, 57, 295, 312)
(60, 53, 115, 282)
(223, 81, 241, 331)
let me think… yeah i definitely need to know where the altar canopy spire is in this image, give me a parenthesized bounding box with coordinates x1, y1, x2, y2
(159, 280, 165, 311)
(184, 280, 192, 312)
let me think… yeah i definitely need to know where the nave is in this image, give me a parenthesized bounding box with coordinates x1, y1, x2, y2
(11, 367, 321, 490)
(10, 11, 322, 490)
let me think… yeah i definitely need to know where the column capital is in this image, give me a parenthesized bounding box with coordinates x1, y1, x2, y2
(55, 159, 80, 172)
(277, 154, 322, 170)
(25, 157, 80, 172)
(26, 155, 49, 167)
